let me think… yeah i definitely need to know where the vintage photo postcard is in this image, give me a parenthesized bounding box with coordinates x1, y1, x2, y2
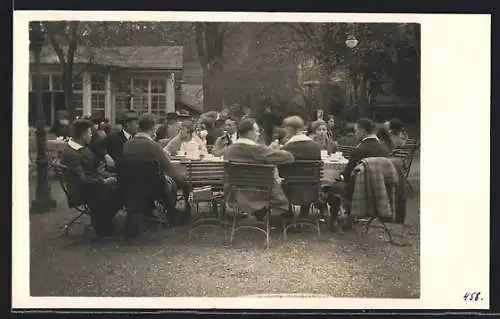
(12, 11, 490, 310)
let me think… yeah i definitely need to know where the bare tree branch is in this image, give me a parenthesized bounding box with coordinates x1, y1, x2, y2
(43, 23, 67, 65)
(66, 21, 79, 67)
(194, 23, 209, 73)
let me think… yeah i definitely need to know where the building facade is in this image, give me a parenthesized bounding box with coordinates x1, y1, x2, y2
(28, 45, 200, 126)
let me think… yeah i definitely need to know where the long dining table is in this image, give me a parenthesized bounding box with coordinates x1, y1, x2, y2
(170, 155, 348, 183)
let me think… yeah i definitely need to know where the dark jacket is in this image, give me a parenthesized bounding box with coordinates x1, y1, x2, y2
(279, 134, 322, 204)
(206, 127, 223, 146)
(60, 143, 105, 207)
(338, 133, 359, 147)
(155, 124, 168, 141)
(280, 134, 321, 161)
(122, 133, 188, 189)
(342, 136, 390, 181)
(90, 130, 129, 161)
(377, 128, 395, 152)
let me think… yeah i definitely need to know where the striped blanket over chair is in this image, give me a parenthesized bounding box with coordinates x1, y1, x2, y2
(350, 157, 401, 222)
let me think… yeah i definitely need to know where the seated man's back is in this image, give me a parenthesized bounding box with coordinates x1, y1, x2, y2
(223, 118, 294, 218)
(122, 132, 184, 186)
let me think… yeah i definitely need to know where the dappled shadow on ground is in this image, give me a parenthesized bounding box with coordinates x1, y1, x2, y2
(28, 180, 419, 298)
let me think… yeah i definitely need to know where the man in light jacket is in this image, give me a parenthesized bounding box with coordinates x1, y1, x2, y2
(224, 117, 294, 221)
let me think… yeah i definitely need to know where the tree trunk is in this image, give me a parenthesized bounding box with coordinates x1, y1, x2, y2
(202, 72, 223, 112)
(357, 74, 368, 118)
(62, 65, 75, 119)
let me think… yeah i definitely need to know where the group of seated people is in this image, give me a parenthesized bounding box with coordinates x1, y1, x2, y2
(59, 108, 410, 239)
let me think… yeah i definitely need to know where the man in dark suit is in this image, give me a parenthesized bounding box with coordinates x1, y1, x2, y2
(89, 111, 139, 168)
(60, 120, 121, 236)
(281, 116, 321, 160)
(224, 118, 294, 221)
(326, 118, 390, 228)
(122, 114, 191, 227)
(279, 116, 322, 218)
(212, 116, 238, 157)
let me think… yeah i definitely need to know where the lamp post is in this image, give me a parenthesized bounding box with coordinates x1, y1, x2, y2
(345, 35, 359, 110)
(30, 22, 56, 213)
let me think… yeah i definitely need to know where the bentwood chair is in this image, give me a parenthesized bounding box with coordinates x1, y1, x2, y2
(52, 163, 93, 237)
(225, 162, 275, 249)
(185, 160, 227, 242)
(391, 140, 420, 197)
(279, 160, 323, 240)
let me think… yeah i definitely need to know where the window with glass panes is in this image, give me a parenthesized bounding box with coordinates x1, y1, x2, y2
(132, 78, 149, 114)
(72, 75, 84, 117)
(115, 76, 130, 112)
(151, 79, 167, 117)
(52, 74, 63, 91)
(31, 74, 51, 91)
(91, 75, 106, 120)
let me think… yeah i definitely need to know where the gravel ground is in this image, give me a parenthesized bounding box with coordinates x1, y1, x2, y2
(28, 180, 420, 298)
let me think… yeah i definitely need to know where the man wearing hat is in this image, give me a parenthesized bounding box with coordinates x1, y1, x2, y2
(89, 111, 139, 168)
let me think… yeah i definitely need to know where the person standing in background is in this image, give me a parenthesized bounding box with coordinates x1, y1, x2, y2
(50, 110, 71, 139)
(258, 106, 281, 146)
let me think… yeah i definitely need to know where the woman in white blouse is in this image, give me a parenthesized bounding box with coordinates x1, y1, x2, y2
(164, 120, 207, 156)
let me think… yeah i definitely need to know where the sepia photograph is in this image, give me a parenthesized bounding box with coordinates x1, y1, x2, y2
(26, 19, 421, 298)
(13, 12, 489, 310)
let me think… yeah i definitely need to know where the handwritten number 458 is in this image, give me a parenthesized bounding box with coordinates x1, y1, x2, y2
(464, 292, 482, 301)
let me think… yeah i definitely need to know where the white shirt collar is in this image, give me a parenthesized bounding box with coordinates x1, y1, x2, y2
(285, 133, 312, 145)
(68, 139, 84, 150)
(135, 132, 154, 140)
(356, 134, 380, 148)
(122, 129, 132, 140)
(233, 137, 257, 146)
(361, 134, 379, 142)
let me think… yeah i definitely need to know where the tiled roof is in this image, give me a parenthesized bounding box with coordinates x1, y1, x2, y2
(31, 45, 183, 69)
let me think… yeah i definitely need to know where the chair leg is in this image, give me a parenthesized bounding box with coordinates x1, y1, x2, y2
(265, 209, 270, 249)
(405, 179, 414, 198)
(380, 221, 408, 246)
(365, 216, 377, 234)
(62, 211, 87, 237)
(229, 208, 238, 246)
(219, 201, 228, 244)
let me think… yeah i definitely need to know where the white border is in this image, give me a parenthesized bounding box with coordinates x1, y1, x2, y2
(13, 12, 491, 309)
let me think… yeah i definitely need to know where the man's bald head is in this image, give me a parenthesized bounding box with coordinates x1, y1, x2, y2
(283, 116, 305, 137)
